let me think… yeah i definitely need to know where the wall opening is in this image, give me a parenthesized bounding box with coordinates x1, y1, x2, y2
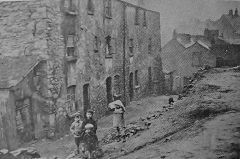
(83, 84, 90, 114)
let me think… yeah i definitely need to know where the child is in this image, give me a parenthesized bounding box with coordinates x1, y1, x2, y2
(81, 109, 98, 154)
(70, 112, 83, 155)
(108, 99, 126, 142)
(81, 109, 97, 135)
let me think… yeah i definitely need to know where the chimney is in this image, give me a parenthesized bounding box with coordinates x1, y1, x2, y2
(234, 8, 239, 17)
(173, 29, 177, 39)
(229, 9, 233, 16)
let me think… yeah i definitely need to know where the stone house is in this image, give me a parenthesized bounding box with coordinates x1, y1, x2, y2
(161, 31, 216, 94)
(211, 44, 240, 67)
(61, 0, 163, 118)
(180, 41, 216, 78)
(0, 0, 163, 147)
(161, 38, 186, 94)
(0, 56, 49, 150)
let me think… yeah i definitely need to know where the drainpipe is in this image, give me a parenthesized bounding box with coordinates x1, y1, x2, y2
(122, 4, 126, 106)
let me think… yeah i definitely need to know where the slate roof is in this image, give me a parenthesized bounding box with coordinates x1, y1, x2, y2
(0, 55, 41, 89)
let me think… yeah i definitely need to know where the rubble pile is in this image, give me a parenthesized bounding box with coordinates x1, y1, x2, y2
(101, 110, 170, 145)
(232, 65, 240, 72)
(182, 69, 209, 96)
(0, 147, 41, 159)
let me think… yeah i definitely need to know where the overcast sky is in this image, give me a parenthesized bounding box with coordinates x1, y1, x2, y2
(144, 0, 240, 45)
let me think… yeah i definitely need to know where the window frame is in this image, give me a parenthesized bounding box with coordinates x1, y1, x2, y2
(129, 38, 134, 57)
(135, 7, 140, 25)
(87, 0, 94, 15)
(134, 70, 139, 87)
(66, 34, 75, 57)
(105, 0, 112, 19)
(105, 35, 113, 58)
(143, 11, 147, 27)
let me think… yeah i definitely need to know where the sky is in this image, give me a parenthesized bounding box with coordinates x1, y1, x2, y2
(144, 0, 240, 45)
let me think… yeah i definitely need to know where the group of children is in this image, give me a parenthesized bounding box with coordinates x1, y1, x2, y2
(70, 109, 98, 155)
(70, 98, 126, 155)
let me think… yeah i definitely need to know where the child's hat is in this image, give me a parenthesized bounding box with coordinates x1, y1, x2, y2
(74, 111, 81, 117)
(86, 109, 94, 114)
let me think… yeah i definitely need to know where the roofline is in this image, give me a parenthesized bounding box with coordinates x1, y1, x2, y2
(161, 38, 185, 51)
(185, 41, 209, 51)
(1, 58, 46, 89)
(117, 0, 160, 15)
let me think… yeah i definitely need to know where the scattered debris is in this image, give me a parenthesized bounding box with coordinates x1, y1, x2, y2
(0, 147, 41, 159)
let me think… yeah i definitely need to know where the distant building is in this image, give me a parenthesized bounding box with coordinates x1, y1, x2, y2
(161, 30, 217, 94)
(161, 37, 185, 94)
(206, 8, 240, 44)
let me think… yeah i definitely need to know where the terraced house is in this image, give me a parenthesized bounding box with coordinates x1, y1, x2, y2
(0, 0, 163, 149)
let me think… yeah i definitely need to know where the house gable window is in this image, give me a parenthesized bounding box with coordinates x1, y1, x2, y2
(129, 38, 134, 57)
(135, 8, 140, 25)
(105, 0, 112, 18)
(143, 11, 147, 27)
(66, 35, 75, 57)
(87, 0, 94, 15)
(113, 75, 121, 96)
(192, 52, 202, 67)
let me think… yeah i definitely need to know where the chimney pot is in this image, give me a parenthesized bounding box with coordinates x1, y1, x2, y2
(234, 8, 239, 17)
(229, 9, 233, 16)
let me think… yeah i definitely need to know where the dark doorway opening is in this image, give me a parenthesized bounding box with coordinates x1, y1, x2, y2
(129, 72, 134, 101)
(216, 57, 224, 67)
(83, 84, 90, 114)
(106, 77, 113, 104)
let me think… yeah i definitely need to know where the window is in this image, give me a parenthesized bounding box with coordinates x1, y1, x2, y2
(148, 38, 152, 54)
(129, 38, 134, 56)
(135, 70, 139, 86)
(66, 35, 75, 57)
(93, 36, 99, 52)
(135, 8, 140, 25)
(192, 52, 202, 67)
(105, 35, 112, 57)
(143, 11, 147, 27)
(105, 0, 112, 18)
(87, 0, 94, 15)
(114, 75, 121, 95)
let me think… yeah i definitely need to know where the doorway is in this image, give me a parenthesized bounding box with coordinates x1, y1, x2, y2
(83, 84, 90, 114)
(216, 57, 224, 67)
(129, 72, 134, 101)
(106, 77, 113, 104)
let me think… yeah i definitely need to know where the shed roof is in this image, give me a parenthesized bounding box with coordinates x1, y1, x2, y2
(0, 55, 42, 89)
